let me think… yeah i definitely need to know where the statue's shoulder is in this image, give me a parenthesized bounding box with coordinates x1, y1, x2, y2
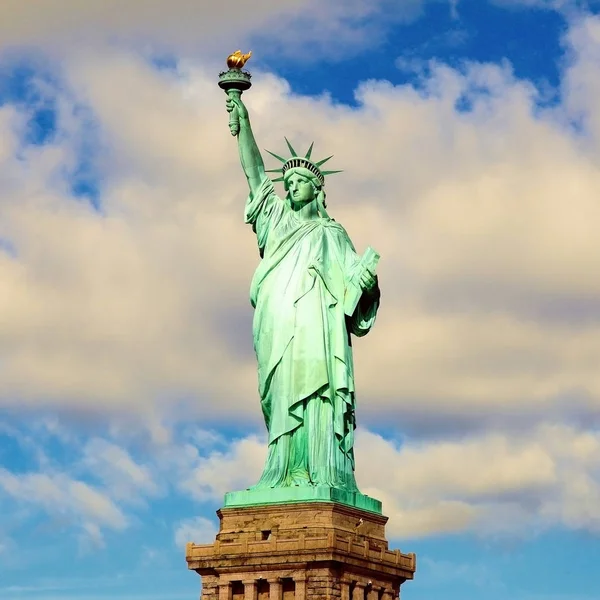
(260, 179, 287, 208)
(250, 177, 286, 210)
(324, 218, 349, 236)
(323, 219, 358, 256)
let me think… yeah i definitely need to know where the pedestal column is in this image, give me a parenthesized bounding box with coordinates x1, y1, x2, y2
(295, 575, 307, 600)
(341, 581, 351, 600)
(268, 578, 282, 600)
(352, 583, 365, 600)
(243, 580, 258, 600)
(219, 582, 232, 600)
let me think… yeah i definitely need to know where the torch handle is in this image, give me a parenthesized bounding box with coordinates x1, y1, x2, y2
(227, 89, 242, 137)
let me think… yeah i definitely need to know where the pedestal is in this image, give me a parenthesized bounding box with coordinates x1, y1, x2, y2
(186, 502, 416, 600)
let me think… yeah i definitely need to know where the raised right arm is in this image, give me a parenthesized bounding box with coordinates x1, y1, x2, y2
(226, 95, 266, 197)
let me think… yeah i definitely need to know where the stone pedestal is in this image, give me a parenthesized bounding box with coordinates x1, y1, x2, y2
(186, 502, 416, 600)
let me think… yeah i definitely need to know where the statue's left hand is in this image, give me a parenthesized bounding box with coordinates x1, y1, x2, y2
(359, 268, 378, 295)
(226, 94, 249, 120)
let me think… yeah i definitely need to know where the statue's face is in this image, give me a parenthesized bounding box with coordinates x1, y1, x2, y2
(286, 173, 316, 204)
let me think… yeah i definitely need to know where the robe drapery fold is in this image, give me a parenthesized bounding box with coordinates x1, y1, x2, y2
(244, 176, 380, 490)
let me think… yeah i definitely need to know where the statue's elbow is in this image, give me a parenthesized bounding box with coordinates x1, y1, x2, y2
(350, 324, 371, 338)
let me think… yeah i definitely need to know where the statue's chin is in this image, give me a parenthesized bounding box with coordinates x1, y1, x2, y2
(290, 198, 315, 212)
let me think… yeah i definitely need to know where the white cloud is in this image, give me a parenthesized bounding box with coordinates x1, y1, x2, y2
(0, 0, 429, 59)
(1, 3, 600, 542)
(159, 423, 600, 539)
(174, 516, 217, 548)
(0, 469, 127, 541)
(78, 522, 105, 551)
(0, 106, 23, 165)
(491, 0, 582, 12)
(355, 425, 600, 538)
(2, 31, 600, 432)
(81, 439, 159, 502)
(179, 436, 267, 501)
(1, 409, 598, 542)
(0, 0, 304, 52)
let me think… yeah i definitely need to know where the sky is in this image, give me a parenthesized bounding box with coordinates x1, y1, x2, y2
(0, 0, 599, 598)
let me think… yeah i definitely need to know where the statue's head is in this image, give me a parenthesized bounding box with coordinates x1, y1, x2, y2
(284, 167, 322, 206)
(266, 139, 342, 213)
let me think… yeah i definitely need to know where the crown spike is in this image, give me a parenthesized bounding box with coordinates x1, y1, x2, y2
(284, 137, 298, 157)
(267, 139, 341, 187)
(305, 142, 315, 160)
(315, 155, 334, 167)
(271, 176, 285, 182)
(265, 149, 287, 163)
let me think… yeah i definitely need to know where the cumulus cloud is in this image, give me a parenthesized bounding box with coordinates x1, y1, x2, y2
(1, 2, 600, 541)
(173, 425, 600, 539)
(0, 468, 127, 543)
(81, 438, 159, 502)
(356, 425, 600, 538)
(0, 0, 429, 60)
(0, 425, 169, 545)
(0, 426, 247, 546)
(2, 26, 600, 435)
(0, 0, 303, 52)
(179, 435, 267, 501)
(174, 516, 217, 547)
(0, 418, 598, 542)
(491, 0, 581, 11)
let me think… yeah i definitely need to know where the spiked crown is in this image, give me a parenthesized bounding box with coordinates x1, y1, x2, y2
(265, 138, 342, 187)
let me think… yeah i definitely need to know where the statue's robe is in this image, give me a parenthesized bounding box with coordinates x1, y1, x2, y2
(245, 176, 380, 490)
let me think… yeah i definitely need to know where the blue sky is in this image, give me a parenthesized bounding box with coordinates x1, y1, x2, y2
(1, 1, 600, 599)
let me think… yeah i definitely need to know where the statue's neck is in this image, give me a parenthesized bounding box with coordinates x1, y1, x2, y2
(290, 199, 320, 221)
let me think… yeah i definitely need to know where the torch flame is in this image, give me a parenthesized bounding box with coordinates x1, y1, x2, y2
(227, 50, 252, 69)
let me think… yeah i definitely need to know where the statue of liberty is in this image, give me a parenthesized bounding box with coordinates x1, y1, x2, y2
(220, 53, 380, 501)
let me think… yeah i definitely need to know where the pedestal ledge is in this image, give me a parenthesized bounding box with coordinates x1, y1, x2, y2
(224, 486, 382, 514)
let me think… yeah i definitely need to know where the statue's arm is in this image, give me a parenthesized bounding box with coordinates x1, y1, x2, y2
(349, 282, 380, 338)
(226, 96, 266, 197)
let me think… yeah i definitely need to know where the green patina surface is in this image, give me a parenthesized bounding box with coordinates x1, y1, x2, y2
(219, 56, 382, 515)
(224, 487, 382, 514)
